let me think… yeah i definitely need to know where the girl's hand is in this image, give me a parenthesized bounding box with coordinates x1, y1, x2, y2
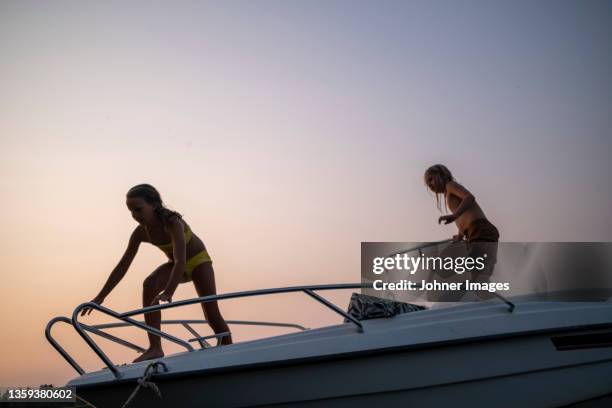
(81, 294, 105, 317)
(452, 233, 465, 242)
(438, 214, 456, 225)
(151, 290, 173, 306)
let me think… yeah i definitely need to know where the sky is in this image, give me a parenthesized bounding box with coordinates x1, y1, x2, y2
(1, 0, 611, 388)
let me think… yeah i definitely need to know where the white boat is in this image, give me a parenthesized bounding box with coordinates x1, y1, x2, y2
(46, 281, 612, 408)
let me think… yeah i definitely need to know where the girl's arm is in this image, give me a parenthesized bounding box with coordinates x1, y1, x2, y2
(439, 181, 476, 224)
(97, 226, 143, 299)
(82, 226, 143, 316)
(155, 218, 186, 302)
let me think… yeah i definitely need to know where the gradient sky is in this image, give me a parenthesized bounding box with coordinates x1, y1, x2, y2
(1, 0, 611, 388)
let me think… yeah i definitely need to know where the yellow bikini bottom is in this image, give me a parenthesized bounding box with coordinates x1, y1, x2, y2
(181, 250, 212, 282)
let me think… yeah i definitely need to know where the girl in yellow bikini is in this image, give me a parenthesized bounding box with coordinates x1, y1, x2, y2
(81, 184, 232, 362)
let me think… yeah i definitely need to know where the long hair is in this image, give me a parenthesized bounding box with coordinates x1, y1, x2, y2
(126, 184, 182, 229)
(424, 164, 454, 213)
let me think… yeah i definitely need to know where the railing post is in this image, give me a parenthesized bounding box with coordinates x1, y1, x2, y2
(303, 289, 364, 332)
(45, 317, 85, 375)
(72, 302, 196, 379)
(71, 304, 121, 379)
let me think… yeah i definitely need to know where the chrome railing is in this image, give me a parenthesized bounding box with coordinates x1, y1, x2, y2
(46, 282, 371, 379)
(46, 238, 516, 381)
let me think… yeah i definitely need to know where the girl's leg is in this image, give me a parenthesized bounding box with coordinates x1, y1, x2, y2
(133, 262, 173, 362)
(467, 240, 498, 300)
(192, 262, 233, 346)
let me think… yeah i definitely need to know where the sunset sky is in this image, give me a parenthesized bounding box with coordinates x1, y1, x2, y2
(1, 0, 610, 387)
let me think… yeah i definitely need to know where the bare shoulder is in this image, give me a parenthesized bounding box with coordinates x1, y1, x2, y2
(130, 224, 147, 243)
(446, 181, 473, 198)
(446, 180, 463, 189)
(166, 215, 187, 232)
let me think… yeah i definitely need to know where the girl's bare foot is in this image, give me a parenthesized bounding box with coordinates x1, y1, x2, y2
(133, 347, 164, 363)
(218, 336, 233, 346)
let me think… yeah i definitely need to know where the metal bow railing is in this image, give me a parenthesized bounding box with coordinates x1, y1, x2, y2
(46, 282, 372, 379)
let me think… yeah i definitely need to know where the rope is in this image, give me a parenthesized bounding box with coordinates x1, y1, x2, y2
(76, 394, 99, 408)
(121, 361, 168, 408)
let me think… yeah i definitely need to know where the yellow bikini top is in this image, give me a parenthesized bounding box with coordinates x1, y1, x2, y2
(145, 223, 193, 259)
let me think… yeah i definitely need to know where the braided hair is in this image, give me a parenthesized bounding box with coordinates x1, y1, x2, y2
(126, 184, 182, 230)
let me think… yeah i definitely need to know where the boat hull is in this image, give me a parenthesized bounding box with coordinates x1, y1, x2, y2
(76, 331, 612, 408)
